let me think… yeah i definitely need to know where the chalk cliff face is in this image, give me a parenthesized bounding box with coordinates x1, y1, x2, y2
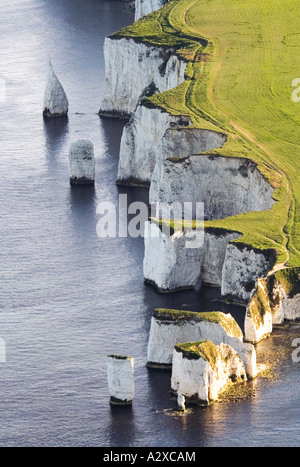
(221, 244, 276, 303)
(150, 152, 274, 220)
(118, 105, 191, 186)
(147, 309, 257, 378)
(107, 356, 135, 404)
(143, 221, 240, 291)
(100, 38, 187, 118)
(135, 0, 169, 21)
(119, 108, 226, 187)
(171, 342, 247, 404)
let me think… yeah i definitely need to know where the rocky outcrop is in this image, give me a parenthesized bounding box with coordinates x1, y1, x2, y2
(283, 294, 300, 321)
(147, 309, 257, 379)
(244, 279, 273, 344)
(143, 221, 240, 291)
(135, 0, 169, 21)
(150, 152, 274, 221)
(107, 355, 135, 405)
(69, 140, 95, 185)
(43, 61, 68, 118)
(171, 341, 247, 404)
(100, 37, 187, 118)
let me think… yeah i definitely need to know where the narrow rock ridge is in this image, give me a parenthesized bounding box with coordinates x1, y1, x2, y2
(99, 37, 187, 118)
(135, 0, 170, 21)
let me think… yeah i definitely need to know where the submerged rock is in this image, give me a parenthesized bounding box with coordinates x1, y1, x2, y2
(43, 61, 69, 118)
(69, 140, 95, 185)
(107, 355, 135, 405)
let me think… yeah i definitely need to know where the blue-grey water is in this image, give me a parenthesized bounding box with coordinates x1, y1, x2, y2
(0, 0, 299, 447)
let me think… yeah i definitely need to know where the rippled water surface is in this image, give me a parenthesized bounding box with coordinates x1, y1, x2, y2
(0, 0, 299, 447)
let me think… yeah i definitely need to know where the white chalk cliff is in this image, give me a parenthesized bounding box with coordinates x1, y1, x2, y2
(107, 355, 135, 404)
(118, 105, 192, 186)
(147, 309, 257, 379)
(171, 342, 247, 404)
(144, 221, 240, 291)
(135, 0, 169, 21)
(150, 152, 274, 221)
(100, 37, 187, 117)
(143, 221, 275, 304)
(43, 61, 68, 118)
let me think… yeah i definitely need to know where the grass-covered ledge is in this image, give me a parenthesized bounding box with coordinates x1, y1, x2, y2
(154, 309, 243, 339)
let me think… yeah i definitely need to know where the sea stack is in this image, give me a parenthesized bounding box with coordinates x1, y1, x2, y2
(107, 355, 135, 405)
(177, 394, 186, 412)
(69, 140, 95, 185)
(171, 341, 247, 404)
(43, 61, 69, 118)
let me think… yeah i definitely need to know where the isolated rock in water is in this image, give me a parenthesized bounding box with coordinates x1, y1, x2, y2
(69, 140, 95, 185)
(107, 355, 135, 405)
(43, 61, 69, 118)
(177, 394, 186, 412)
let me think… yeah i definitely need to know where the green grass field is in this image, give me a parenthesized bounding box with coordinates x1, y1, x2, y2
(113, 0, 300, 269)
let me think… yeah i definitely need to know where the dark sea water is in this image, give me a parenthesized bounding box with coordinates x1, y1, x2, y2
(0, 0, 299, 447)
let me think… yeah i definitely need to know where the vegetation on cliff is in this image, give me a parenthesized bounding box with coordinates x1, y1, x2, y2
(112, 0, 300, 281)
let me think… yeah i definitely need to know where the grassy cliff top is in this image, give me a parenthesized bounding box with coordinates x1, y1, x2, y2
(175, 341, 219, 368)
(154, 309, 243, 339)
(112, 0, 300, 277)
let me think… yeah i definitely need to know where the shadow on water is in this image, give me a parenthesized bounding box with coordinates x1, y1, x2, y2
(99, 116, 129, 165)
(142, 282, 246, 335)
(108, 404, 137, 448)
(43, 117, 69, 162)
(68, 184, 98, 236)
